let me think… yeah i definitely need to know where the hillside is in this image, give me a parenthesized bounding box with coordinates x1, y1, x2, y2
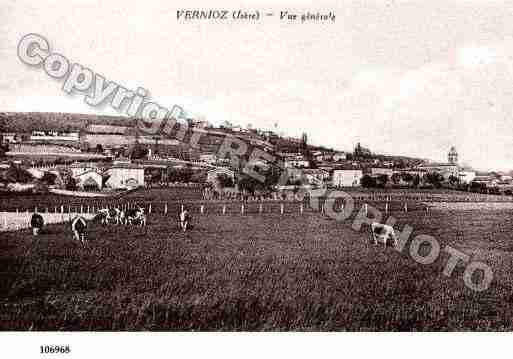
(1, 112, 429, 166)
(0, 112, 135, 133)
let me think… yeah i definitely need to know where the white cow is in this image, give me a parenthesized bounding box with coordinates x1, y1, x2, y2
(179, 209, 191, 232)
(370, 222, 398, 247)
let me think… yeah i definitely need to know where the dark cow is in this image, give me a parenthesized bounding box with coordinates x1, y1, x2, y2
(126, 207, 146, 226)
(96, 207, 123, 225)
(30, 213, 44, 236)
(71, 215, 88, 243)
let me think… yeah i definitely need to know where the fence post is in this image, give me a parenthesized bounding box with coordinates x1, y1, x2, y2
(200, 205, 204, 214)
(385, 202, 388, 214)
(164, 203, 168, 215)
(404, 202, 408, 212)
(149, 204, 152, 214)
(222, 205, 226, 215)
(35, 206, 38, 213)
(259, 203, 263, 214)
(300, 203, 303, 214)
(364, 203, 368, 216)
(241, 204, 244, 215)
(280, 203, 284, 215)
(181, 204, 184, 213)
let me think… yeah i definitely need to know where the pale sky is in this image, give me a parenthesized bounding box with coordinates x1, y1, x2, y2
(2, 0, 513, 170)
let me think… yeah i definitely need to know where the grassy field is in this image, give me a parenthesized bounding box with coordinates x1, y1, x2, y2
(1, 203, 513, 330)
(0, 187, 205, 212)
(2, 186, 512, 212)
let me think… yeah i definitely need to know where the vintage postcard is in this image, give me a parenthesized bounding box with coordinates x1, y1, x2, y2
(1, 0, 512, 357)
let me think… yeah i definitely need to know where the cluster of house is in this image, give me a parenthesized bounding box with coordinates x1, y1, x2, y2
(255, 146, 510, 189)
(3, 122, 511, 192)
(1, 130, 80, 144)
(67, 161, 145, 191)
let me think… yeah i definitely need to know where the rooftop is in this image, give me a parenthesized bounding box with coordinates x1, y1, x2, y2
(86, 124, 131, 135)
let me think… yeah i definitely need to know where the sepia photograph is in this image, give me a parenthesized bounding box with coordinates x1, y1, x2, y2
(1, 0, 513, 356)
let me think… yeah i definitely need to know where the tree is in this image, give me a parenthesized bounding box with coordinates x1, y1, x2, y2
(190, 170, 207, 184)
(220, 120, 234, 129)
(217, 173, 234, 188)
(40, 171, 57, 186)
(448, 175, 460, 187)
(300, 132, 308, 150)
(262, 164, 283, 190)
(167, 166, 194, 183)
(376, 174, 389, 188)
(360, 174, 376, 188)
(179, 167, 194, 182)
(129, 143, 148, 160)
(80, 141, 90, 153)
(5, 165, 33, 183)
(237, 173, 264, 195)
(354, 142, 372, 158)
(470, 181, 486, 193)
(423, 172, 444, 188)
(0, 142, 8, 157)
(401, 172, 414, 186)
(65, 177, 77, 191)
(412, 174, 421, 188)
(147, 168, 163, 184)
(391, 172, 401, 185)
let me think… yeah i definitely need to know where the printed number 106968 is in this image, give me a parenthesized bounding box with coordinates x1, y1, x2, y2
(40, 346, 71, 354)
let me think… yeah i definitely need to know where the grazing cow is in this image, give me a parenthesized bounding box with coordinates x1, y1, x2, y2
(96, 208, 110, 225)
(30, 213, 44, 236)
(126, 207, 146, 226)
(370, 222, 398, 247)
(179, 209, 191, 232)
(97, 207, 123, 225)
(71, 215, 88, 243)
(109, 208, 122, 225)
(118, 209, 126, 225)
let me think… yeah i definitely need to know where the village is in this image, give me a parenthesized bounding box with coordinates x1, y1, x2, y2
(1, 112, 511, 197)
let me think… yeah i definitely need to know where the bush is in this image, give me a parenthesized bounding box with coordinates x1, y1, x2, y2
(360, 175, 376, 188)
(65, 177, 77, 191)
(40, 172, 57, 186)
(4, 165, 33, 184)
(217, 173, 234, 188)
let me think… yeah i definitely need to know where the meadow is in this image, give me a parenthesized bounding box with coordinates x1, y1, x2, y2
(1, 196, 513, 330)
